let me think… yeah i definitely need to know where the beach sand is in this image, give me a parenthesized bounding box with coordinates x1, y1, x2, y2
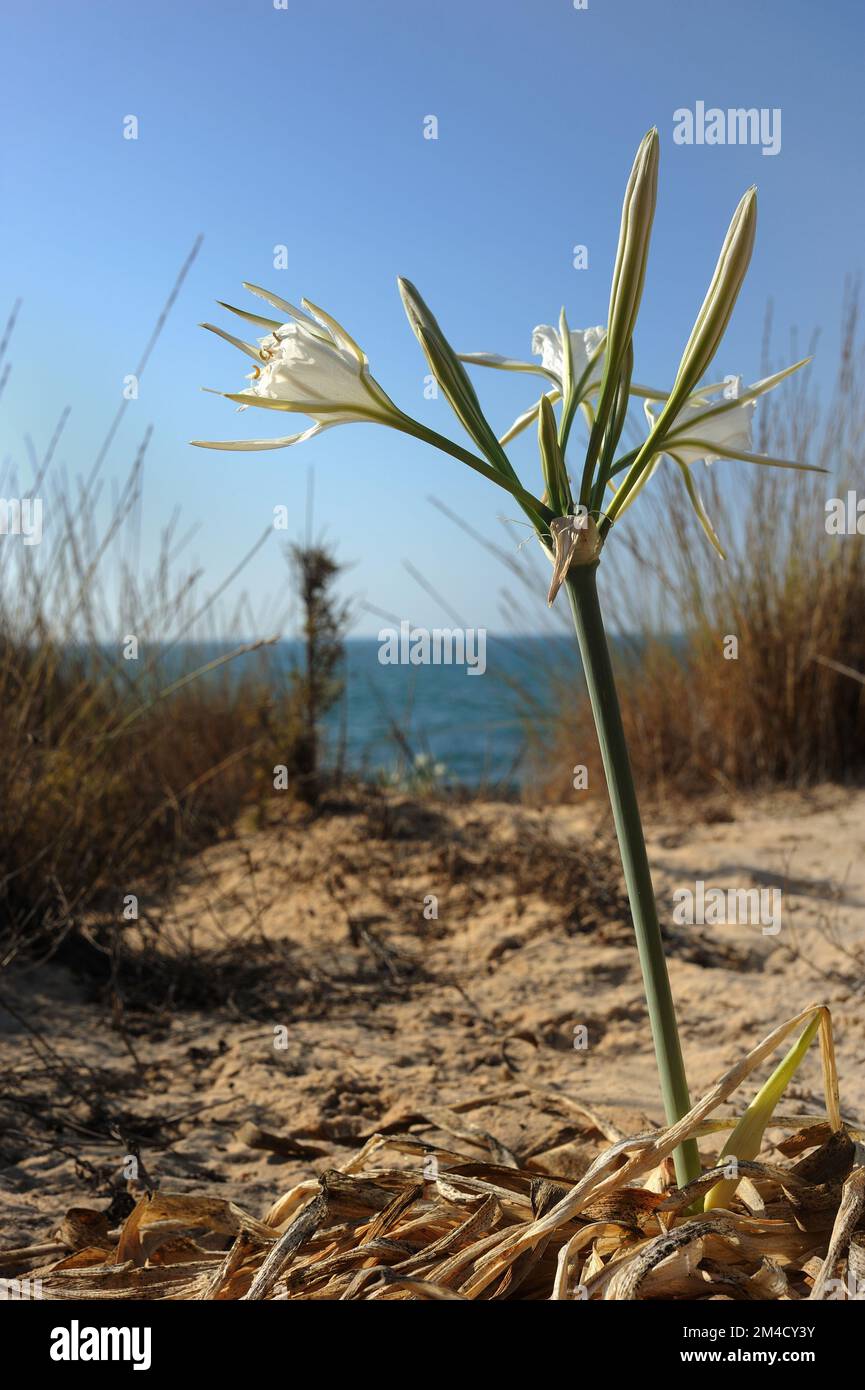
(2, 784, 863, 1252)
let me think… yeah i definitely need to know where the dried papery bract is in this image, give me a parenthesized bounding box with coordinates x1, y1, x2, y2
(546, 513, 600, 607)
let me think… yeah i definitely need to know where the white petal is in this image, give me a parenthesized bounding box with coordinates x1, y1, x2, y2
(190, 421, 328, 451)
(531, 325, 564, 381)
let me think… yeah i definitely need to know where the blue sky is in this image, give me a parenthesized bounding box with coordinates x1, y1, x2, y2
(1, 0, 862, 634)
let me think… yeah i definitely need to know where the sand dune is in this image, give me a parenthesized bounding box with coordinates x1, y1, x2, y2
(2, 785, 863, 1252)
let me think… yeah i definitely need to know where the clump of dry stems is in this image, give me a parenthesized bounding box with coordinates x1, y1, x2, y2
(0, 441, 338, 971)
(6, 1006, 862, 1302)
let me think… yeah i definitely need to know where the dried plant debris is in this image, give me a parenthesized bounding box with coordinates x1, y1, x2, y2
(4, 1006, 863, 1302)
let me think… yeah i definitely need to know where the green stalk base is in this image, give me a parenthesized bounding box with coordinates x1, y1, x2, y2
(565, 565, 701, 1188)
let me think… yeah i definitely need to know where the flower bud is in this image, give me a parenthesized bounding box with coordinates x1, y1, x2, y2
(397, 277, 508, 473)
(605, 128, 659, 375)
(606, 185, 758, 527)
(537, 393, 571, 512)
(670, 187, 757, 409)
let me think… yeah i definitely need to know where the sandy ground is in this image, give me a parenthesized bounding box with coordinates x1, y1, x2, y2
(2, 784, 864, 1254)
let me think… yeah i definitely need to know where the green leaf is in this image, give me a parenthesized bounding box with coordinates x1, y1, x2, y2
(703, 1011, 822, 1210)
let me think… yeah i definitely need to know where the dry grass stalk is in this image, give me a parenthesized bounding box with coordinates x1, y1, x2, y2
(12, 1005, 862, 1302)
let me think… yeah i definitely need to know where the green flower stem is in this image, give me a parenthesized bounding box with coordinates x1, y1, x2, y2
(391, 412, 552, 533)
(565, 564, 700, 1187)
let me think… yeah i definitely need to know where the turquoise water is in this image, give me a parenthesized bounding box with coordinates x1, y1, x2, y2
(201, 635, 582, 789)
(86, 633, 661, 787)
(332, 635, 575, 788)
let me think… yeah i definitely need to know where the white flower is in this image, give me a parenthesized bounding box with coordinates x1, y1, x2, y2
(615, 365, 817, 557)
(529, 324, 606, 391)
(246, 319, 388, 422)
(192, 284, 399, 451)
(654, 378, 756, 466)
(459, 322, 606, 392)
(458, 321, 607, 447)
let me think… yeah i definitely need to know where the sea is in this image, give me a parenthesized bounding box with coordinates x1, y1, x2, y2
(198, 634, 584, 791)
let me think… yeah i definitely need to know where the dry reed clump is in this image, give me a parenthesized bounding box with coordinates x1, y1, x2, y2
(532, 291, 865, 802)
(6, 1006, 863, 1302)
(0, 616, 295, 962)
(0, 450, 343, 969)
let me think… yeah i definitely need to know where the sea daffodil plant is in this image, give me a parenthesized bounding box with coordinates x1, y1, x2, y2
(193, 129, 823, 1187)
